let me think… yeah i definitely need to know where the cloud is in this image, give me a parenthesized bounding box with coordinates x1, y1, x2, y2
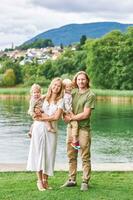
(0, 0, 133, 50)
(31, 0, 133, 14)
(0, 0, 50, 49)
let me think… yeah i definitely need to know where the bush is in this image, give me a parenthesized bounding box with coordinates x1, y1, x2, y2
(24, 75, 50, 87)
(2, 69, 16, 86)
(35, 76, 50, 87)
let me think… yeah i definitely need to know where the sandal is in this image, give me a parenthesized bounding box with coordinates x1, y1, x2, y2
(43, 179, 52, 190)
(37, 180, 46, 191)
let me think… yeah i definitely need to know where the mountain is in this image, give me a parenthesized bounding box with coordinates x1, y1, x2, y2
(23, 22, 133, 46)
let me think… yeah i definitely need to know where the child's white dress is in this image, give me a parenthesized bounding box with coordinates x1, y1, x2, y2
(27, 99, 63, 176)
(63, 92, 72, 113)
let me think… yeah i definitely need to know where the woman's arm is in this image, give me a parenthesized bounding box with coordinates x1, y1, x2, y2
(71, 107, 92, 121)
(46, 108, 63, 121)
(35, 108, 63, 121)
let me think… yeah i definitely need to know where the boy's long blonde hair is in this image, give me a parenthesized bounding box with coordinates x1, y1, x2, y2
(45, 77, 64, 102)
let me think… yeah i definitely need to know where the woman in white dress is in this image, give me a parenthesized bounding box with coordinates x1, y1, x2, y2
(27, 77, 64, 191)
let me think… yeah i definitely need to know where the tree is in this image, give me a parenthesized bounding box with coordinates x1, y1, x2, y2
(80, 35, 87, 46)
(85, 29, 133, 89)
(60, 43, 64, 50)
(18, 38, 54, 50)
(2, 69, 16, 86)
(37, 60, 54, 79)
(22, 63, 38, 85)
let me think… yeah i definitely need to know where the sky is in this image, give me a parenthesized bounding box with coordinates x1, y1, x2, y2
(0, 0, 133, 50)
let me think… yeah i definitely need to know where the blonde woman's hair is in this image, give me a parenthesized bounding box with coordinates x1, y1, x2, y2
(73, 71, 90, 88)
(45, 77, 64, 102)
(30, 83, 41, 94)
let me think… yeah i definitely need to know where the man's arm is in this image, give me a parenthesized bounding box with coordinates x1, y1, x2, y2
(64, 107, 92, 123)
(71, 107, 92, 121)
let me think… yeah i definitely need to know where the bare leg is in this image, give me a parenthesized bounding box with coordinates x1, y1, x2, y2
(42, 174, 52, 189)
(36, 171, 46, 191)
(72, 136, 78, 143)
(46, 122, 56, 133)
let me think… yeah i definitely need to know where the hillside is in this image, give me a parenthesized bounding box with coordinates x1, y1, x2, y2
(22, 22, 133, 46)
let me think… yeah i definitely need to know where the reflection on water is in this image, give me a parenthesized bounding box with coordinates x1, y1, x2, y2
(0, 97, 133, 164)
(91, 102, 133, 163)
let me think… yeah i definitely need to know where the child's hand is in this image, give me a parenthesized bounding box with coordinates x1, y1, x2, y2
(32, 112, 42, 118)
(34, 106, 42, 116)
(40, 95, 46, 100)
(63, 113, 71, 123)
(35, 111, 42, 116)
(69, 112, 74, 117)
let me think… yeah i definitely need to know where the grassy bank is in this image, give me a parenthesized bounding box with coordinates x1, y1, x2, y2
(0, 171, 133, 200)
(93, 89, 133, 97)
(0, 87, 133, 97)
(0, 87, 47, 95)
(0, 87, 30, 95)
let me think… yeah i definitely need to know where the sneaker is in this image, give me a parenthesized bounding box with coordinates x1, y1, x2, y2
(60, 179, 77, 188)
(71, 141, 80, 150)
(80, 182, 89, 191)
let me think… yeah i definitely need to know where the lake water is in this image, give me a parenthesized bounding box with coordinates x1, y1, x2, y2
(0, 97, 133, 164)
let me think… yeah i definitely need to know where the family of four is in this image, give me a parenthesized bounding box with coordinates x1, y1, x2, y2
(26, 71, 95, 192)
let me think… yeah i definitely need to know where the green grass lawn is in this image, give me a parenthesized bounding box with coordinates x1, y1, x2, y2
(0, 171, 133, 200)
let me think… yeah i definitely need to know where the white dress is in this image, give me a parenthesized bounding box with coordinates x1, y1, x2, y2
(63, 92, 72, 113)
(27, 98, 63, 176)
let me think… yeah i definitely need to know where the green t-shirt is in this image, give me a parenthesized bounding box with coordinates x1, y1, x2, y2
(72, 88, 95, 129)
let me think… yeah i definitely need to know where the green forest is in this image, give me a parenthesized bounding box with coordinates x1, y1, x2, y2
(0, 27, 133, 90)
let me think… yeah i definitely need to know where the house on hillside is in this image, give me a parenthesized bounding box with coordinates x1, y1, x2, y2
(0, 51, 5, 57)
(6, 50, 26, 59)
(4, 46, 64, 65)
(36, 54, 51, 64)
(51, 52, 61, 60)
(19, 57, 33, 65)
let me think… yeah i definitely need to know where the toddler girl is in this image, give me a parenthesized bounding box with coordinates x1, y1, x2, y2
(63, 79, 80, 150)
(28, 84, 55, 137)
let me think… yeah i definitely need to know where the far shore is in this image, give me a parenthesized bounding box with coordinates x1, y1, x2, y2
(1, 87, 133, 96)
(1, 88, 133, 97)
(0, 163, 133, 172)
(1, 94, 133, 103)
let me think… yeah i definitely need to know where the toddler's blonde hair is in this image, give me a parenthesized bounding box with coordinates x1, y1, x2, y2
(63, 79, 72, 86)
(30, 83, 41, 94)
